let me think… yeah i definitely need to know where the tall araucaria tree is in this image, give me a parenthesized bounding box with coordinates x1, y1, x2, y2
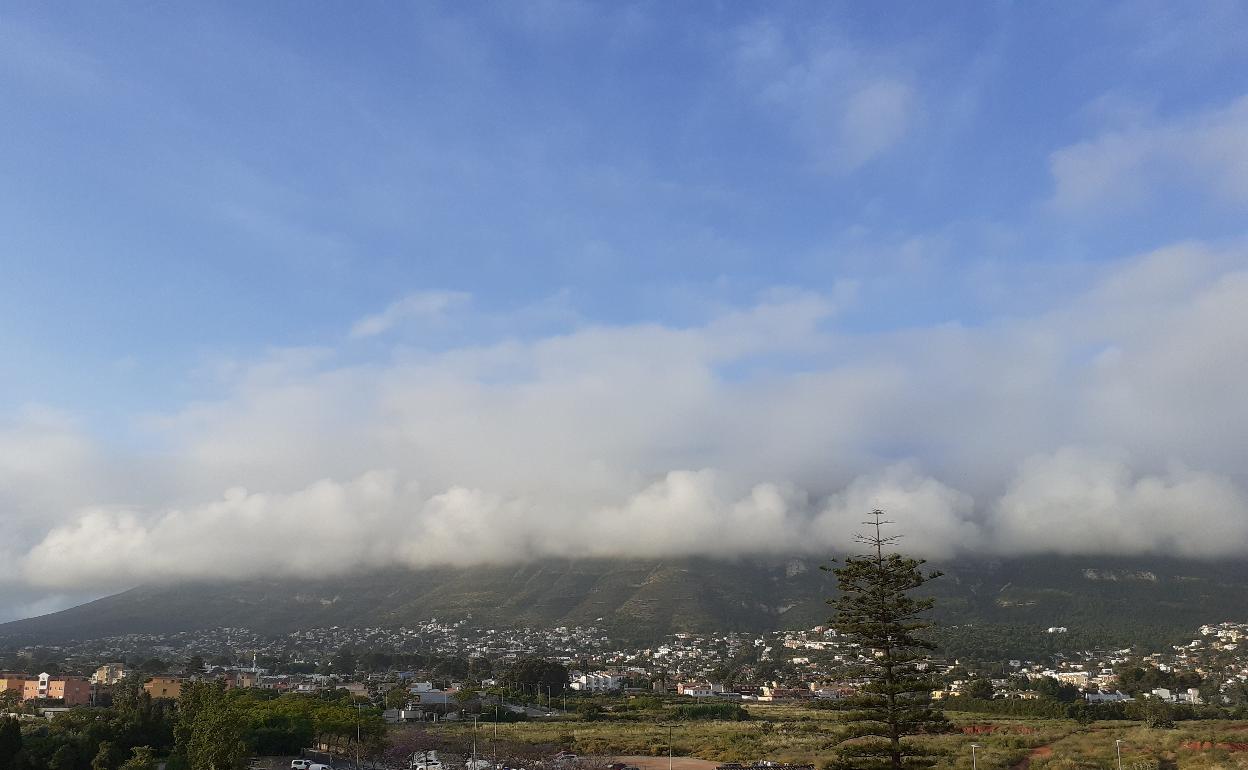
(824, 510, 949, 770)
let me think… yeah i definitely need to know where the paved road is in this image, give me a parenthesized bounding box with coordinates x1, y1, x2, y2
(611, 757, 719, 770)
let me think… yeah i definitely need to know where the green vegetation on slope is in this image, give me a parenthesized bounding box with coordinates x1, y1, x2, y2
(5, 555, 1248, 658)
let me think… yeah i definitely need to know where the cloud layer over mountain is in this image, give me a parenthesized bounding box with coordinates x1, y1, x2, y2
(4, 243, 1247, 598)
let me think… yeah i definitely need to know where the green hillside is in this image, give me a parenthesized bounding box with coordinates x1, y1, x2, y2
(2, 555, 1246, 657)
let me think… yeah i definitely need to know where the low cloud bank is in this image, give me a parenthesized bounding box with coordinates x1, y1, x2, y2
(7, 243, 1248, 592)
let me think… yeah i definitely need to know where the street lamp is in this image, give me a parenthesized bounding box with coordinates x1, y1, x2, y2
(355, 703, 363, 770)
(970, 743, 980, 770)
(1115, 739, 1124, 770)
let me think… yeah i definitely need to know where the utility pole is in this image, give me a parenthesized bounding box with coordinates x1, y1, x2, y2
(970, 743, 980, 770)
(1116, 739, 1124, 770)
(355, 703, 362, 770)
(668, 724, 673, 770)
(471, 714, 478, 770)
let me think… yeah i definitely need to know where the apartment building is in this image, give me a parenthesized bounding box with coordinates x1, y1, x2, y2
(20, 673, 91, 706)
(144, 676, 184, 699)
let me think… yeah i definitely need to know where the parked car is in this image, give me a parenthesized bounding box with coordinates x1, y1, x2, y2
(291, 761, 311, 770)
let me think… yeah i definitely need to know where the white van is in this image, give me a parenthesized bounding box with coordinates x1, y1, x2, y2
(291, 761, 310, 770)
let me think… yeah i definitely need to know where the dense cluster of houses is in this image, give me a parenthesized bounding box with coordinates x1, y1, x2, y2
(15, 619, 1248, 715)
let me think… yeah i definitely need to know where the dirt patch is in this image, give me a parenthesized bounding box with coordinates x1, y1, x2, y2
(1180, 742, 1248, 752)
(612, 757, 721, 770)
(1011, 744, 1053, 770)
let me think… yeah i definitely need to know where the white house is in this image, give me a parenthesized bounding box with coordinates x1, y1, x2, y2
(571, 673, 621, 692)
(1085, 691, 1132, 703)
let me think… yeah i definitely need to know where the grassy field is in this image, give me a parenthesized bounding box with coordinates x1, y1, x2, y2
(409, 705, 1248, 770)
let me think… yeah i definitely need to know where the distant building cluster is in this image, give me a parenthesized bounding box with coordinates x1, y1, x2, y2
(13, 617, 1248, 722)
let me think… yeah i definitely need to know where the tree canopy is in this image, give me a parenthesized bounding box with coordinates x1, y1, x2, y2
(823, 511, 949, 770)
(500, 658, 569, 696)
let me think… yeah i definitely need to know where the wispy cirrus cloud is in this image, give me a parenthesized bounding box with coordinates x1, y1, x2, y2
(731, 18, 919, 173)
(349, 290, 472, 339)
(1050, 94, 1248, 214)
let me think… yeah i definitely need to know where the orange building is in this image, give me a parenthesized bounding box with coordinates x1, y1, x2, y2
(21, 673, 91, 706)
(0, 676, 25, 695)
(144, 676, 183, 699)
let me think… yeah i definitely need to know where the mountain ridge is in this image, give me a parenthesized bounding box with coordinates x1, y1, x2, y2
(4, 555, 1246, 654)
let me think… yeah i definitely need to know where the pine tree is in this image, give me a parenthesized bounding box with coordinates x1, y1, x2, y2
(824, 510, 949, 770)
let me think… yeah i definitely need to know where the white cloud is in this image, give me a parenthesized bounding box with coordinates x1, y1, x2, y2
(811, 466, 980, 561)
(838, 80, 915, 171)
(989, 447, 1248, 556)
(349, 290, 471, 338)
(8, 242, 1248, 591)
(1050, 95, 1248, 213)
(0, 407, 104, 538)
(23, 465, 982, 590)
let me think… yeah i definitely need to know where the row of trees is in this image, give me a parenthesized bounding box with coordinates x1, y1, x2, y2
(176, 685, 388, 770)
(944, 673, 1082, 702)
(0, 679, 386, 770)
(1115, 664, 1203, 696)
(939, 693, 1214, 727)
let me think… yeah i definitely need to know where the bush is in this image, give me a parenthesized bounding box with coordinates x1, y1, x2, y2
(667, 703, 750, 721)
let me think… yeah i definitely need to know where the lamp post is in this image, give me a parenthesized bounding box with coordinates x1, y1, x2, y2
(354, 703, 362, 770)
(1115, 739, 1124, 770)
(970, 743, 980, 770)
(668, 724, 674, 770)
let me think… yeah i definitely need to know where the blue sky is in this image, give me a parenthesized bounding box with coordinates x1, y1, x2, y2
(3, 2, 1248, 617)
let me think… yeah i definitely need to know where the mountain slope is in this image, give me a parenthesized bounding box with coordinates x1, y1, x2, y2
(3, 556, 1247, 653)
